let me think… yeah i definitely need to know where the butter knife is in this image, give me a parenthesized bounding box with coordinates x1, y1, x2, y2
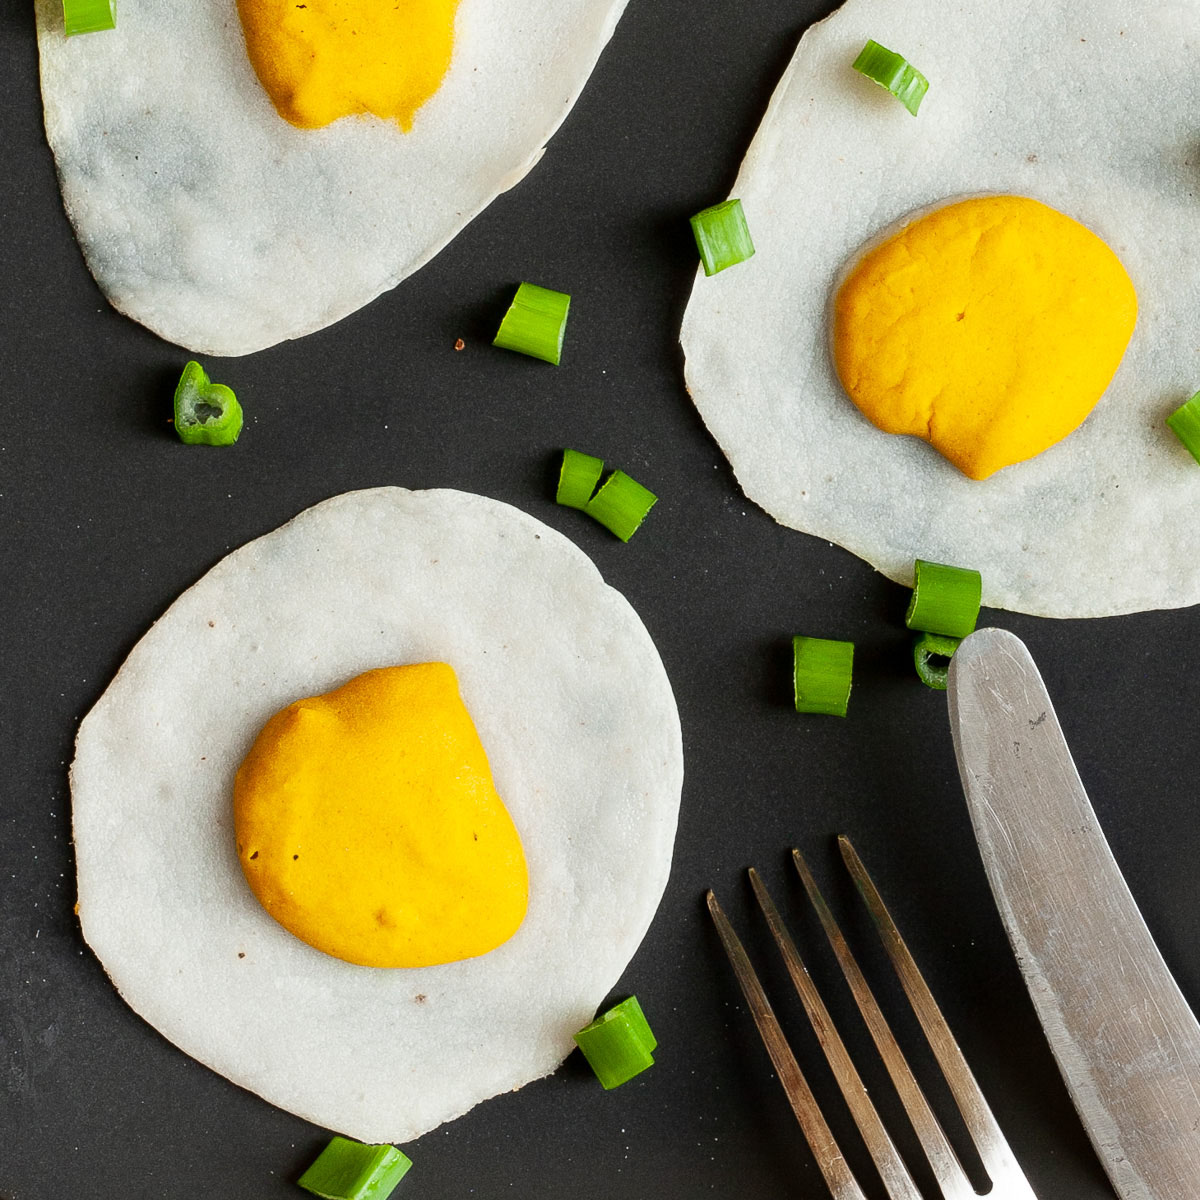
(948, 627, 1200, 1200)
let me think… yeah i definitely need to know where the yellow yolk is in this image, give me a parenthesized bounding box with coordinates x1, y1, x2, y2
(832, 195, 1137, 480)
(233, 663, 528, 968)
(237, 0, 459, 130)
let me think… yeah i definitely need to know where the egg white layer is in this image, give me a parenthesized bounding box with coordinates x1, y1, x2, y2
(35, 0, 626, 354)
(681, 0, 1200, 617)
(70, 488, 682, 1142)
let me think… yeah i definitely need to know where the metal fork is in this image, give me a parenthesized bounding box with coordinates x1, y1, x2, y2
(706, 836, 1038, 1200)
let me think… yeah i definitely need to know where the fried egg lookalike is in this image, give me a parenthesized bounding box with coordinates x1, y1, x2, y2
(70, 489, 683, 1142)
(833, 196, 1137, 481)
(33, 0, 629, 355)
(234, 663, 529, 969)
(681, 0, 1200, 617)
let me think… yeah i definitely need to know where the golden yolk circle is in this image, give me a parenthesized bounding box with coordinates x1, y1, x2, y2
(234, 663, 528, 968)
(832, 195, 1138, 480)
(237, 0, 459, 130)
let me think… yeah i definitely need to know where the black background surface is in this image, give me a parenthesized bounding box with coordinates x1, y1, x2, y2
(3, 1, 1198, 1197)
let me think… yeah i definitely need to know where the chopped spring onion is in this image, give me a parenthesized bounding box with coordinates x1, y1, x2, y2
(493, 282, 571, 365)
(574, 995, 657, 1089)
(1167, 389, 1200, 464)
(62, 0, 115, 36)
(793, 636, 854, 717)
(557, 448, 605, 510)
(173, 361, 243, 446)
(689, 199, 755, 277)
(585, 470, 657, 541)
(905, 559, 981, 639)
(852, 39, 929, 116)
(913, 632, 961, 691)
(297, 1136, 412, 1200)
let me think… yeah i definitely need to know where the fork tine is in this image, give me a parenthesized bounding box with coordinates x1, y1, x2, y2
(706, 889, 869, 1200)
(749, 869, 923, 1200)
(791, 848, 977, 1200)
(838, 836, 1039, 1200)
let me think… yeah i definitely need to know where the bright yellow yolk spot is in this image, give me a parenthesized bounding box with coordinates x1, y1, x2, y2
(832, 195, 1137, 480)
(234, 663, 528, 968)
(237, 0, 459, 130)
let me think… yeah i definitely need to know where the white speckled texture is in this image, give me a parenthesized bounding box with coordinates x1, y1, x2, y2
(681, 0, 1200, 617)
(35, 0, 627, 354)
(70, 488, 682, 1142)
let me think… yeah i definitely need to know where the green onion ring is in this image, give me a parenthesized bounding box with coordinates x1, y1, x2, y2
(852, 39, 929, 116)
(689, 198, 756, 277)
(573, 996, 657, 1090)
(905, 559, 981, 639)
(493, 282, 571, 366)
(792, 636, 854, 717)
(297, 1136, 413, 1200)
(912, 631, 961, 691)
(1167, 389, 1200, 464)
(556, 449, 605, 510)
(585, 470, 657, 542)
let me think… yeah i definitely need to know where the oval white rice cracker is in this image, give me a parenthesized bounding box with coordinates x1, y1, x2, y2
(71, 488, 683, 1142)
(35, 0, 628, 355)
(681, 0, 1200, 618)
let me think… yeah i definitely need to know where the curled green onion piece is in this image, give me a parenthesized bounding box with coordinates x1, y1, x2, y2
(689, 199, 756, 277)
(585, 470, 657, 542)
(493, 282, 571, 365)
(792, 636, 854, 717)
(1167, 389, 1200, 464)
(574, 995, 657, 1089)
(905, 559, 981, 639)
(173, 361, 243, 446)
(913, 632, 961, 691)
(62, 0, 115, 35)
(297, 1136, 412, 1200)
(557, 448, 605, 510)
(852, 39, 929, 116)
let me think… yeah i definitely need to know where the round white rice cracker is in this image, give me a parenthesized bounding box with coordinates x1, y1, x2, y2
(70, 488, 683, 1143)
(681, 0, 1200, 618)
(34, 0, 627, 355)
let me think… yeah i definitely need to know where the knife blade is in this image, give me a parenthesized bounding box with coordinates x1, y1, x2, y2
(947, 627, 1200, 1200)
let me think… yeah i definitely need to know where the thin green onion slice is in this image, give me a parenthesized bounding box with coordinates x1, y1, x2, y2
(62, 0, 115, 36)
(689, 199, 755, 277)
(913, 632, 961, 691)
(852, 39, 929, 116)
(1167, 389, 1200, 464)
(297, 1136, 412, 1200)
(173, 361, 243, 446)
(905, 559, 981, 638)
(585, 470, 657, 541)
(573, 995, 657, 1090)
(557, 449, 605, 510)
(493, 282, 571, 365)
(792, 636, 854, 717)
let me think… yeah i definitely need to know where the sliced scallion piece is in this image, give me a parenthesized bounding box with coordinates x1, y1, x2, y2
(574, 995, 657, 1089)
(852, 39, 928, 116)
(493, 282, 571, 365)
(557, 449, 605, 510)
(913, 631, 961, 691)
(297, 1136, 412, 1200)
(173, 361, 243, 446)
(793, 636, 854, 717)
(62, 0, 115, 36)
(690, 199, 755, 277)
(585, 469, 657, 541)
(905, 559, 981, 639)
(1167, 389, 1200, 464)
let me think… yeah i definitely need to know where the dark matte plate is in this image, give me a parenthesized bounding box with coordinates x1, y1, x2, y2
(3, 2, 1195, 1197)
